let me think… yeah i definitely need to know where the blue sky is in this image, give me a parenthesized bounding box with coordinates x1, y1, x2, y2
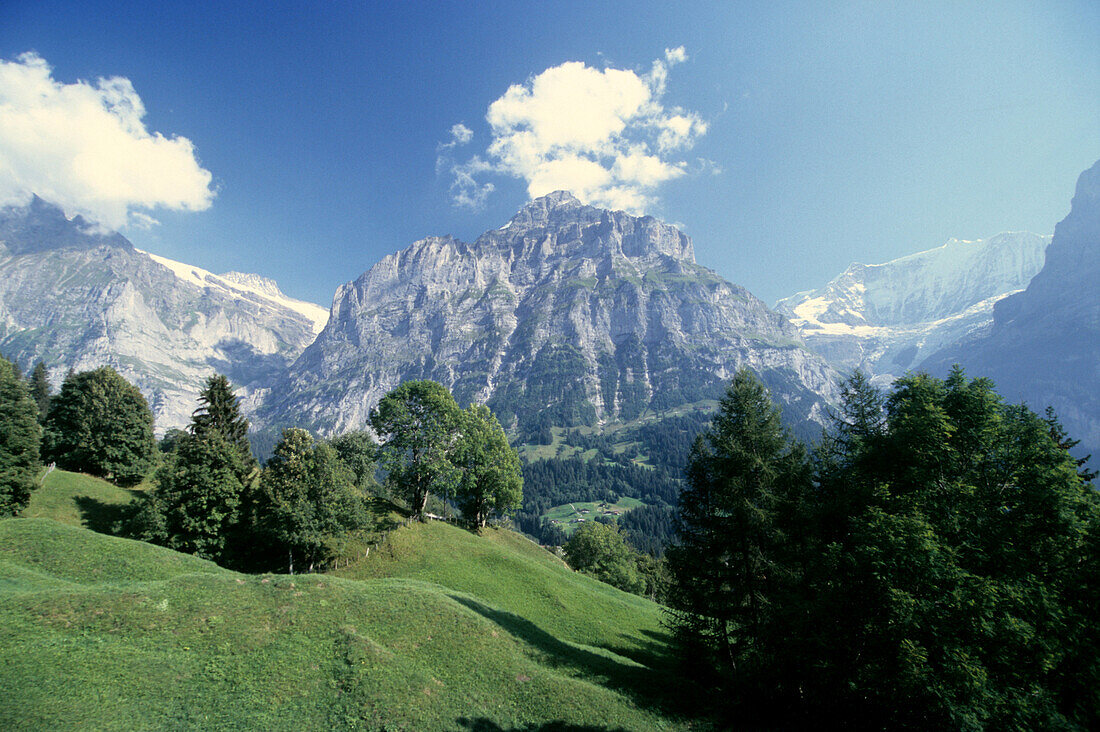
(1, 1, 1097, 307)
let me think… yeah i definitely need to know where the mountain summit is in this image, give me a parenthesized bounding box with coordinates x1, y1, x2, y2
(0, 196, 326, 430)
(925, 159, 1100, 459)
(259, 193, 838, 438)
(777, 231, 1050, 382)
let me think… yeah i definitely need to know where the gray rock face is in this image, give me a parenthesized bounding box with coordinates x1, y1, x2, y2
(925, 159, 1100, 460)
(260, 192, 839, 438)
(0, 197, 328, 432)
(777, 232, 1050, 384)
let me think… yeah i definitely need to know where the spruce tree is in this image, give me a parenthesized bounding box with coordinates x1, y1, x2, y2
(155, 430, 247, 561)
(144, 374, 258, 564)
(28, 361, 51, 424)
(191, 374, 255, 479)
(0, 356, 41, 515)
(666, 368, 809, 692)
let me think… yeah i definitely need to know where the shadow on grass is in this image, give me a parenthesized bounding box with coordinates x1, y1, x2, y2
(455, 718, 630, 731)
(73, 492, 143, 535)
(449, 595, 693, 722)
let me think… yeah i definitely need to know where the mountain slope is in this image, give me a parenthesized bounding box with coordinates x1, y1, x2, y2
(260, 191, 838, 439)
(925, 159, 1100, 460)
(0, 517, 685, 730)
(777, 232, 1050, 382)
(0, 196, 327, 431)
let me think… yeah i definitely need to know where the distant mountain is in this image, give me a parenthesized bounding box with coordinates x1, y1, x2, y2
(925, 159, 1100, 460)
(0, 196, 328, 431)
(258, 191, 839, 440)
(777, 232, 1050, 384)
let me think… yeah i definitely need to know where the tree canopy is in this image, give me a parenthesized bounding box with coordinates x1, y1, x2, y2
(256, 428, 368, 573)
(41, 366, 156, 485)
(453, 404, 523, 529)
(667, 367, 1100, 729)
(0, 355, 41, 516)
(564, 521, 645, 595)
(370, 380, 462, 519)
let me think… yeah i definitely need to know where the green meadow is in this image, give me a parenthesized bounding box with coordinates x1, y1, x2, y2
(542, 498, 647, 536)
(0, 472, 692, 730)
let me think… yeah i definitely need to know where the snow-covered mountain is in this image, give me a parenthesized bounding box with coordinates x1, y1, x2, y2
(925, 159, 1100, 462)
(776, 232, 1050, 383)
(0, 196, 328, 431)
(257, 191, 840, 439)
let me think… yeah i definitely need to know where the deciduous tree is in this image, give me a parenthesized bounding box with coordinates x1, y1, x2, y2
(564, 521, 645, 594)
(453, 404, 523, 529)
(256, 428, 368, 572)
(370, 380, 461, 519)
(42, 367, 156, 485)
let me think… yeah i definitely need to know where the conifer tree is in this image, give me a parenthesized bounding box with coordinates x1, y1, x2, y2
(155, 430, 248, 561)
(670, 367, 1100, 729)
(666, 368, 809, 687)
(28, 361, 51, 424)
(191, 373, 256, 479)
(0, 356, 41, 515)
(144, 374, 256, 565)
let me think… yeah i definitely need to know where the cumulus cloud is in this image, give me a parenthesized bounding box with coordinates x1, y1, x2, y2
(0, 52, 214, 230)
(446, 48, 708, 213)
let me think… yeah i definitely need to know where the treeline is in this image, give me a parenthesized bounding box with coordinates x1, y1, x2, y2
(0, 358, 523, 573)
(667, 368, 1100, 729)
(515, 413, 712, 553)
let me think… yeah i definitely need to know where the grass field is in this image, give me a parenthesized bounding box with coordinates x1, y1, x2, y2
(21, 469, 145, 531)
(1, 476, 693, 730)
(543, 497, 647, 536)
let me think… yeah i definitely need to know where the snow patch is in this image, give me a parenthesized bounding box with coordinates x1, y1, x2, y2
(138, 250, 329, 333)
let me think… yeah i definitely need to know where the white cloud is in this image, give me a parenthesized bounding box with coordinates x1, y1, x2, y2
(664, 46, 688, 65)
(0, 52, 214, 230)
(447, 49, 708, 213)
(449, 123, 473, 146)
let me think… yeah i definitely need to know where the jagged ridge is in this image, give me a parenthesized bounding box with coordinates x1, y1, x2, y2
(259, 192, 838, 438)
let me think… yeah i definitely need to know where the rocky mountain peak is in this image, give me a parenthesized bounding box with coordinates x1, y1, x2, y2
(0, 194, 131, 256)
(505, 190, 584, 227)
(218, 271, 285, 299)
(260, 195, 836, 439)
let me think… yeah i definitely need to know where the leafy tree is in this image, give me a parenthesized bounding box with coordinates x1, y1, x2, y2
(453, 404, 523, 529)
(564, 521, 646, 594)
(28, 361, 51, 424)
(329, 430, 379, 494)
(256, 428, 368, 573)
(42, 367, 156, 485)
(154, 430, 248, 561)
(0, 356, 41, 515)
(158, 428, 187, 456)
(370, 380, 461, 519)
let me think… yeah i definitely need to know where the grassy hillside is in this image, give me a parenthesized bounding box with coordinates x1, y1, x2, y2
(21, 469, 143, 531)
(0, 517, 690, 730)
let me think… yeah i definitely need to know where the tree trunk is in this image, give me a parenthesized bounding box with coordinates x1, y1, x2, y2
(288, 548, 294, 575)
